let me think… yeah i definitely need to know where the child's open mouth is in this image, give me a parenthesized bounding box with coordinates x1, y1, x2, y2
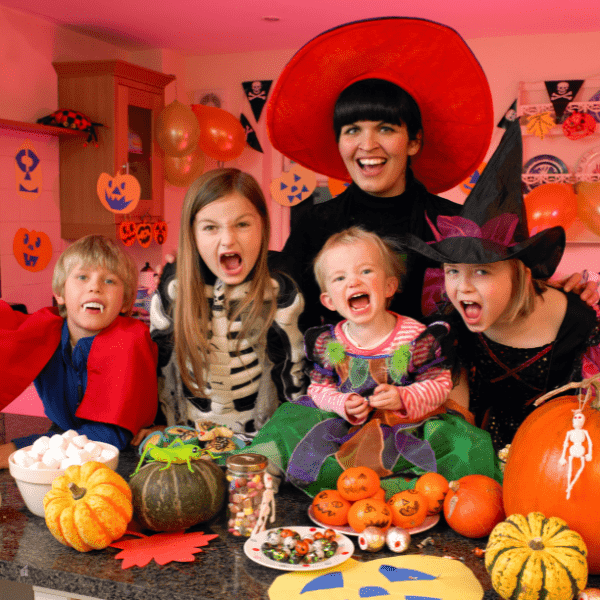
(83, 302, 104, 314)
(349, 293, 370, 312)
(220, 252, 243, 275)
(461, 301, 482, 323)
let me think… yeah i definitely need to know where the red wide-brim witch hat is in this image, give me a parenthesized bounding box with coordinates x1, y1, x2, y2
(402, 122, 566, 279)
(266, 17, 494, 194)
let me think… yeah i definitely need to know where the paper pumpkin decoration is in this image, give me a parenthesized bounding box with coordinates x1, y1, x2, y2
(270, 164, 317, 207)
(13, 228, 52, 272)
(15, 139, 42, 200)
(268, 555, 483, 600)
(153, 221, 168, 245)
(328, 178, 350, 199)
(119, 221, 137, 247)
(136, 223, 153, 248)
(97, 172, 141, 214)
(459, 162, 487, 195)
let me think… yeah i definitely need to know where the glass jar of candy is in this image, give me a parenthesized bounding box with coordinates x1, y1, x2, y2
(225, 453, 268, 536)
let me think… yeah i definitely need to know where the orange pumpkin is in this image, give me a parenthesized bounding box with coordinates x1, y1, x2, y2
(387, 489, 428, 529)
(443, 474, 504, 538)
(13, 228, 53, 272)
(337, 466, 381, 502)
(311, 489, 351, 526)
(97, 171, 141, 214)
(153, 221, 168, 245)
(503, 393, 600, 573)
(347, 498, 392, 533)
(119, 221, 137, 246)
(136, 223, 153, 248)
(415, 472, 449, 516)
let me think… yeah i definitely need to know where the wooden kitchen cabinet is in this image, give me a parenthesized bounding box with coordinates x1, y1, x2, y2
(53, 60, 175, 239)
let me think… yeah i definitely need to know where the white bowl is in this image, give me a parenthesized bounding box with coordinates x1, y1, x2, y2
(8, 442, 120, 517)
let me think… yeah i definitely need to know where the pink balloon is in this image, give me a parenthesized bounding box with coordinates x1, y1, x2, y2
(191, 105, 246, 162)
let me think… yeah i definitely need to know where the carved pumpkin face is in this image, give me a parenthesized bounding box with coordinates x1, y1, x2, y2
(97, 172, 141, 214)
(153, 221, 168, 245)
(270, 164, 317, 207)
(269, 555, 483, 600)
(119, 221, 137, 247)
(13, 228, 53, 272)
(136, 223, 153, 248)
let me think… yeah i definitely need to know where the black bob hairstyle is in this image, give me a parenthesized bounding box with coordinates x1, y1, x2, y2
(333, 79, 423, 142)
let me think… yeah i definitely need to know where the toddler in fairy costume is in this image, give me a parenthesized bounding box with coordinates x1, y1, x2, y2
(239, 227, 500, 497)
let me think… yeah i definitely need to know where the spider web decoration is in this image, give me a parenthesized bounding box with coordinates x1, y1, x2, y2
(109, 530, 219, 568)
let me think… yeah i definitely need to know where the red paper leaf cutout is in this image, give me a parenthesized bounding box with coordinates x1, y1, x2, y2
(109, 530, 219, 569)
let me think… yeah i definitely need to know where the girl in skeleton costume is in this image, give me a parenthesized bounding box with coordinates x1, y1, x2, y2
(403, 123, 600, 452)
(235, 228, 501, 498)
(267, 17, 597, 331)
(148, 169, 306, 436)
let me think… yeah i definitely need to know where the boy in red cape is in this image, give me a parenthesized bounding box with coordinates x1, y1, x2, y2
(0, 235, 158, 467)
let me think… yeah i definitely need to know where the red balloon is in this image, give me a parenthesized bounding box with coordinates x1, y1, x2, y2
(524, 183, 577, 235)
(191, 105, 246, 162)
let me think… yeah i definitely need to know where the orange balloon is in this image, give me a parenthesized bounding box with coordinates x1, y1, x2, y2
(524, 183, 577, 235)
(156, 100, 200, 157)
(192, 105, 246, 162)
(164, 145, 205, 187)
(576, 181, 600, 238)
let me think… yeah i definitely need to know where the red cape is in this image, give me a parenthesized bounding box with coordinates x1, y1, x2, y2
(0, 301, 158, 436)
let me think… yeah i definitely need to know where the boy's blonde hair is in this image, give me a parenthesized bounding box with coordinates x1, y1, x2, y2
(500, 258, 547, 323)
(175, 168, 276, 396)
(52, 234, 139, 317)
(314, 226, 404, 290)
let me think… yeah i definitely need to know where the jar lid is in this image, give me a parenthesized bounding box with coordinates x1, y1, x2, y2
(226, 453, 268, 472)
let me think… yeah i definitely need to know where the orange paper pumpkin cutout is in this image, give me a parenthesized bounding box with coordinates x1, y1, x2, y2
(328, 177, 351, 198)
(97, 172, 141, 214)
(136, 223, 153, 248)
(15, 139, 42, 200)
(153, 221, 168, 245)
(270, 164, 317, 207)
(119, 221, 137, 247)
(13, 228, 52, 272)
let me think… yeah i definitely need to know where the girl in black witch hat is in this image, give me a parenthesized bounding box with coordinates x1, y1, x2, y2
(403, 122, 600, 450)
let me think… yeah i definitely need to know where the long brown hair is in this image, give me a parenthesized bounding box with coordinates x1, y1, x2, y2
(174, 168, 275, 395)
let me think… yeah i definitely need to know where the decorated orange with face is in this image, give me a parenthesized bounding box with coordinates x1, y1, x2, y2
(337, 467, 381, 502)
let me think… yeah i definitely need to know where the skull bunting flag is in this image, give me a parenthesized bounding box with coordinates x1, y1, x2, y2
(242, 80, 272, 122)
(240, 113, 263, 153)
(544, 80, 584, 120)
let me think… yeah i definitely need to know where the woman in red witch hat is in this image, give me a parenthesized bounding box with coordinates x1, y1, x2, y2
(402, 122, 600, 450)
(268, 17, 596, 330)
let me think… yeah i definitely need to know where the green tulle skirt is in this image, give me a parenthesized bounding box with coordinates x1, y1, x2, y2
(232, 402, 502, 498)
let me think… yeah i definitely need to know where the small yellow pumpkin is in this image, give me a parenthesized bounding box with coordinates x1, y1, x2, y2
(485, 512, 588, 600)
(43, 461, 133, 552)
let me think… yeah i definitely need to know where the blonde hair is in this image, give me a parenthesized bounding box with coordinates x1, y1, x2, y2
(500, 259, 547, 322)
(313, 227, 404, 302)
(52, 234, 138, 317)
(174, 168, 275, 396)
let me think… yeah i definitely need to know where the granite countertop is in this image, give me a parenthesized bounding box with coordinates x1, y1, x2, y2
(0, 415, 598, 600)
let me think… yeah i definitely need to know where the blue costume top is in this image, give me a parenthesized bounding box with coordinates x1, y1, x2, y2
(13, 321, 131, 450)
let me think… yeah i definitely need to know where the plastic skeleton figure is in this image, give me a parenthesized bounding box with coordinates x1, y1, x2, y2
(559, 410, 593, 499)
(252, 473, 276, 535)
